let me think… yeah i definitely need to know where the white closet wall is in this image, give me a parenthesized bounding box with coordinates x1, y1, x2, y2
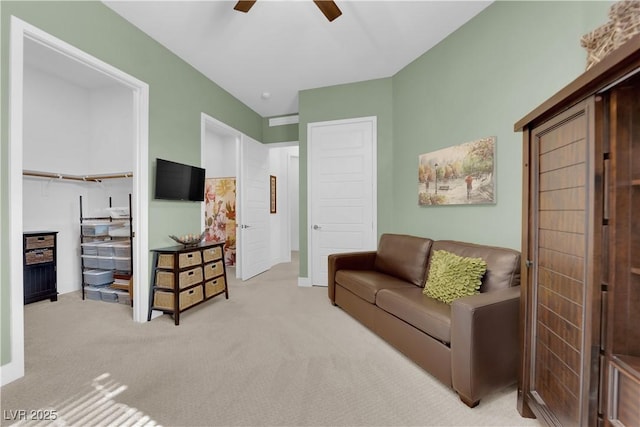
(22, 65, 133, 295)
(204, 129, 237, 176)
(23, 67, 91, 174)
(89, 86, 133, 173)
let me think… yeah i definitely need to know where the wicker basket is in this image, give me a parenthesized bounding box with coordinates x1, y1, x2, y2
(581, 21, 616, 70)
(581, 0, 640, 70)
(611, 0, 640, 47)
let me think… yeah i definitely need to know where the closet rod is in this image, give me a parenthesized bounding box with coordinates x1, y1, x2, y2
(23, 170, 133, 182)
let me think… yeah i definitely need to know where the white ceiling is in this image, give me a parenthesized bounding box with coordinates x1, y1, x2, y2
(103, 0, 492, 118)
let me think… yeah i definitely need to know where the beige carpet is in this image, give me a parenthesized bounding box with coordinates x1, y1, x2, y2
(1, 254, 540, 427)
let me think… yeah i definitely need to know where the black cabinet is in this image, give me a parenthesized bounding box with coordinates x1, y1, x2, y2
(23, 231, 58, 304)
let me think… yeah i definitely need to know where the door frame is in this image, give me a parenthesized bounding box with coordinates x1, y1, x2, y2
(4, 17, 149, 385)
(306, 116, 377, 286)
(200, 113, 242, 278)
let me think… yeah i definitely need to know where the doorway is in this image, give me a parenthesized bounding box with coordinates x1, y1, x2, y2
(201, 114, 272, 280)
(307, 116, 377, 286)
(5, 17, 149, 385)
(201, 114, 300, 280)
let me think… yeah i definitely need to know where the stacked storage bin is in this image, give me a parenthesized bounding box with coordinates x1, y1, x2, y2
(79, 197, 133, 305)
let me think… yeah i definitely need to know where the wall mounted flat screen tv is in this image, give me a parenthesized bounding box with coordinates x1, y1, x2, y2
(154, 158, 205, 201)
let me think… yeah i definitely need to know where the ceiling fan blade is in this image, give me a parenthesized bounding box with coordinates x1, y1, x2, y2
(234, 1, 257, 13)
(313, 1, 342, 22)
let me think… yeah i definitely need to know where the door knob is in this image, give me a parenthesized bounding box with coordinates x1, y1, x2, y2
(313, 225, 322, 230)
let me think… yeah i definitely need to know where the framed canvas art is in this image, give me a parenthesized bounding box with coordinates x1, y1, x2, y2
(418, 136, 496, 206)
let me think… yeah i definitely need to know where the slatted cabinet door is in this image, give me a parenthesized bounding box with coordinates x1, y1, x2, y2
(523, 99, 603, 427)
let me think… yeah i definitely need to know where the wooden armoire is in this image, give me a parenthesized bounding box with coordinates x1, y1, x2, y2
(515, 35, 640, 426)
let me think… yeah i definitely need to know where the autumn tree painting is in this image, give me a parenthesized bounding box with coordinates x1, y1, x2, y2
(418, 137, 496, 206)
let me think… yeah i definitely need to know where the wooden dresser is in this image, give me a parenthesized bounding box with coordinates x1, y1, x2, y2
(148, 241, 228, 325)
(515, 34, 640, 426)
(23, 231, 58, 304)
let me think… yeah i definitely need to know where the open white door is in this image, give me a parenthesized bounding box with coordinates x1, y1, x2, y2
(238, 135, 270, 280)
(308, 117, 377, 286)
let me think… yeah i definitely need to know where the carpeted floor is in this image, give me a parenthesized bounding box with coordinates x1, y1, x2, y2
(1, 253, 541, 427)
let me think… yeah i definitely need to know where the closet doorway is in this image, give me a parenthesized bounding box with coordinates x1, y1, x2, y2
(5, 17, 149, 385)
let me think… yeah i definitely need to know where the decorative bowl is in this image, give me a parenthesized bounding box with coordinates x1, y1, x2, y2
(169, 231, 206, 247)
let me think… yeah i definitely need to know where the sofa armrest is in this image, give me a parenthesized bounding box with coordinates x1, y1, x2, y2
(327, 251, 377, 303)
(450, 286, 520, 406)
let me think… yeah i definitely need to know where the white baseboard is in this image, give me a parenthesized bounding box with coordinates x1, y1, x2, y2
(298, 277, 312, 287)
(1, 360, 24, 386)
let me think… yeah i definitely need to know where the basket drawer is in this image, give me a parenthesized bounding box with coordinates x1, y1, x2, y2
(157, 251, 203, 269)
(204, 260, 224, 280)
(205, 277, 226, 298)
(156, 267, 203, 289)
(154, 286, 203, 311)
(178, 251, 202, 268)
(25, 235, 54, 250)
(25, 249, 53, 265)
(203, 246, 223, 263)
(157, 253, 175, 269)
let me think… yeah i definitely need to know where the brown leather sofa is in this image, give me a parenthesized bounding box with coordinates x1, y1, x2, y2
(328, 233, 521, 407)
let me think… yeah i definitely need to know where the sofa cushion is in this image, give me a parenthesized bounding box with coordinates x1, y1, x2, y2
(376, 287, 451, 344)
(431, 240, 521, 292)
(423, 250, 487, 304)
(373, 234, 433, 287)
(335, 270, 415, 304)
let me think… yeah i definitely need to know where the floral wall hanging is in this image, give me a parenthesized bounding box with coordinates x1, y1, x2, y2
(204, 177, 236, 265)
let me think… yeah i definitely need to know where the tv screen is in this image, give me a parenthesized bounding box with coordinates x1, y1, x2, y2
(154, 158, 205, 201)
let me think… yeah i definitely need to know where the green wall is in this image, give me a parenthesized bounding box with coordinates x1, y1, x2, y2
(1, 1, 262, 367)
(391, 0, 611, 249)
(296, 1, 612, 277)
(262, 116, 299, 143)
(298, 78, 394, 276)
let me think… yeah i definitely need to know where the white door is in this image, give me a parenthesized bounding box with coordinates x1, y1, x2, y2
(308, 117, 377, 286)
(238, 134, 270, 280)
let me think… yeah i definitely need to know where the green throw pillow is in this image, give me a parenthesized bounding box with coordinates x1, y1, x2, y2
(423, 250, 487, 304)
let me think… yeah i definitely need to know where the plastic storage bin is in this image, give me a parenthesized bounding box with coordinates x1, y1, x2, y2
(81, 255, 100, 269)
(81, 242, 103, 255)
(83, 269, 113, 286)
(84, 286, 102, 300)
(81, 223, 110, 236)
(99, 288, 118, 303)
(108, 225, 130, 237)
(97, 243, 115, 257)
(113, 243, 131, 257)
(113, 289, 131, 305)
(114, 257, 131, 273)
(98, 256, 115, 270)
